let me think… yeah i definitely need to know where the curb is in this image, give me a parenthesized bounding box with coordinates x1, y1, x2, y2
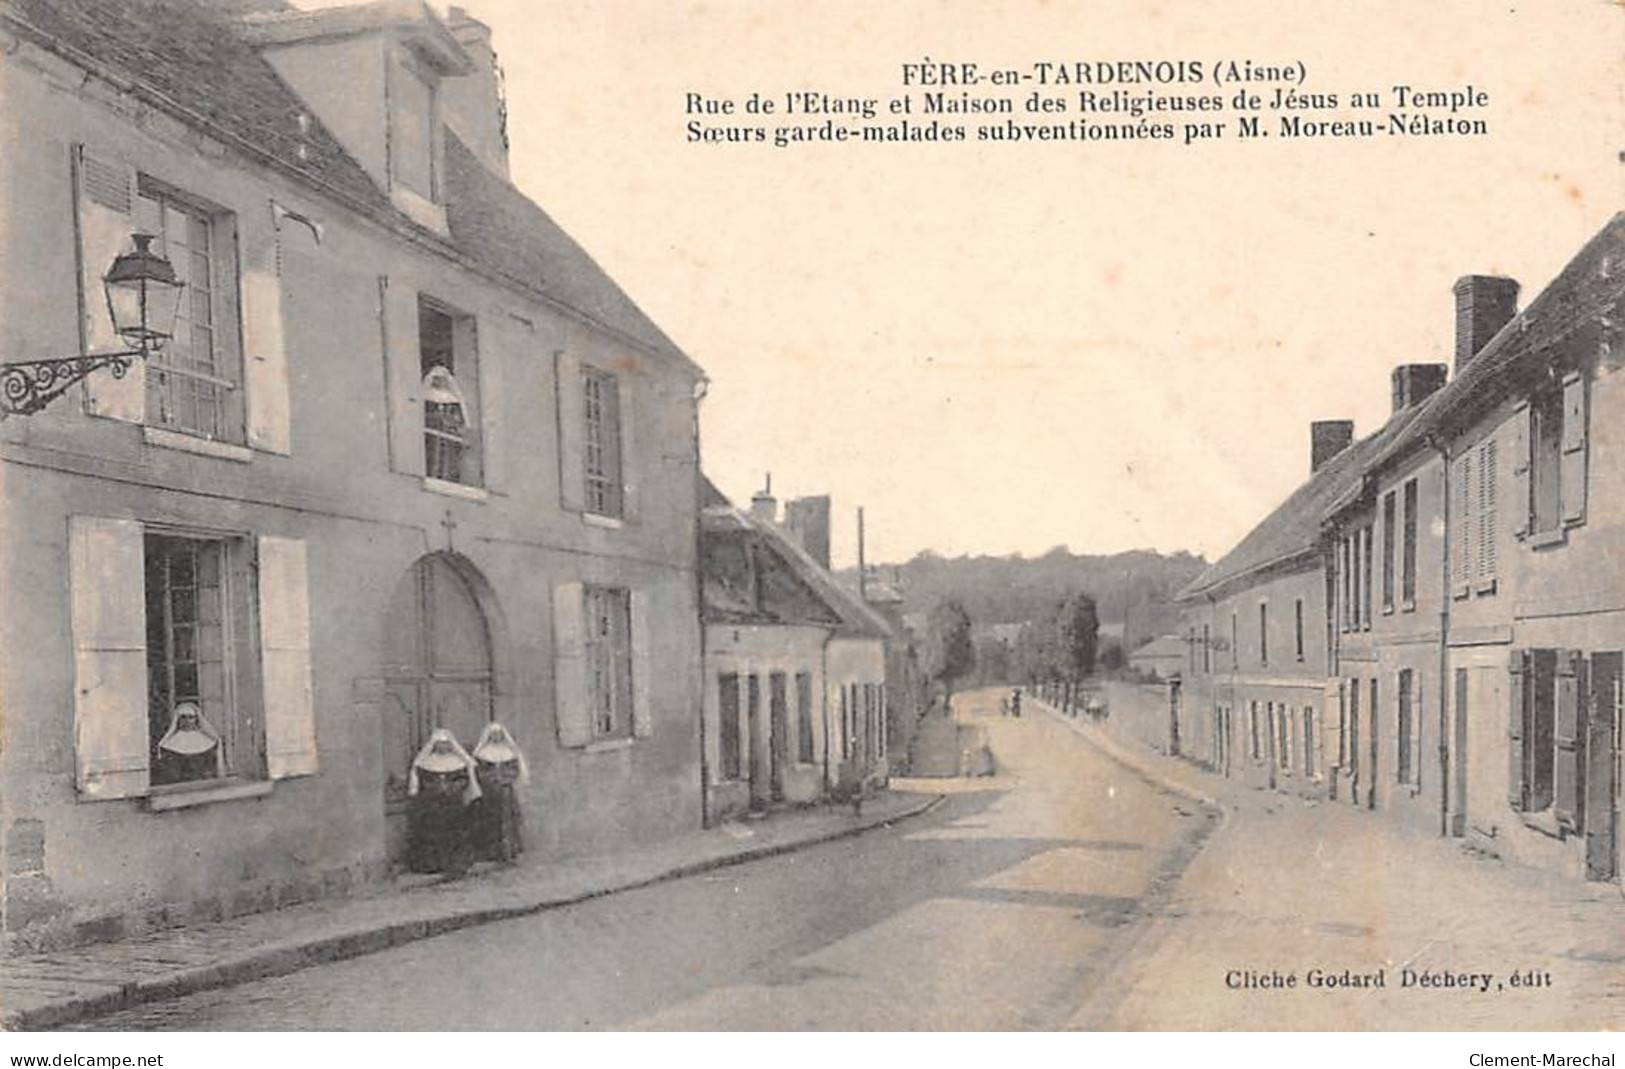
(1031, 698, 1224, 813)
(5, 793, 945, 1032)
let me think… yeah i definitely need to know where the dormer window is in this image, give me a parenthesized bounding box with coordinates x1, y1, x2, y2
(390, 52, 438, 203)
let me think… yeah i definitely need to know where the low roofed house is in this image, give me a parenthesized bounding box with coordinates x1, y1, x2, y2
(700, 479, 892, 821)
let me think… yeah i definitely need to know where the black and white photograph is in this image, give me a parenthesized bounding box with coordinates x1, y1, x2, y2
(0, 0, 1621, 1051)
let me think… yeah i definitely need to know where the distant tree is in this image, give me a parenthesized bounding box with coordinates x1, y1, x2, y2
(1056, 592, 1100, 682)
(974, 636, 1012, 684)
(923, 600, 976, 713)
(1099, 641, 1126, 675)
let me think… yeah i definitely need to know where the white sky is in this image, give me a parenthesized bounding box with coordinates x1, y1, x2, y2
(317, 0, 1622, 568)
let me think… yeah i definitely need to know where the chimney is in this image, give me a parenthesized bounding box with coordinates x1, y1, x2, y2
(1452, 275, 1519, 374)
(1390, 363, 1449, 414)
(1311, 420, 1355, 473)
(749, 474, 777, 524)
(783, 495, 832, 569)
(441, 7, 510, 178)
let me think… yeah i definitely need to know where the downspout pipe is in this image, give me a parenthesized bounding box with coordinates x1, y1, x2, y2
(1428, 433, 1453, 838)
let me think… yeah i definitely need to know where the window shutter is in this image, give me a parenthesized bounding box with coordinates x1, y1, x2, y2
(70, 516, 150, 799)
(74, 147, 145, 423)
(243, 227, 291, 453)
(619, 373, 641, 523)
(379, 276, 424, 476)
(629, 588, 655, 738)
(552, 581, 590, 747)
(1477, 438, 1497, 582)
(477, 319, 506, 492)
(1453, 454, 1473, 594)
(555, 351, 586, 512)
(1510, 401, 1532, 538)
(259, 535, 317, 779)
(1553, 649, 1585, 830)
(1508, 650, 1528, 810)
(1561, 372, 1588, 525)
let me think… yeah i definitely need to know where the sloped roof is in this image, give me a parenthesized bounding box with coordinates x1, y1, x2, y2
(1129, 634, 1185, 662)
(3, 0, 701, 375)
(1365, 213, 1625, 470)
(1178, 409, 1417, 600)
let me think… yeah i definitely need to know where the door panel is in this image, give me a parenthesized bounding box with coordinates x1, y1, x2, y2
(1586, 653, 1620, 880)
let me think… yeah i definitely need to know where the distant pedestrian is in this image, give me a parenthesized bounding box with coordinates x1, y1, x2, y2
(1010, 688, 1022, 718)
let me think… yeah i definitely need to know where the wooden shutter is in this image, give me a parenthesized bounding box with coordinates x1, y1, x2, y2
(74, 147, 145, 422)
(259, 535, 317, 779)
(1561, 372, 1588, 525)
(1477, 439, 1497, 583)
(629, 588, 655, 738)
(379, 276, 424, 476)
(1453, 453, 1473, 594)
(1553, 649, 1585, 830)
(70, 516, 150, 799)
(1508, 650, 1529, 810)
(552, 581, 590, 746)
(618, 372, 641, 523)
(1586, 653, 1621, 879)
(1510, 401, 1532, 538)
(476, 317, 505, 491)
(555, 351, 586, 512)
(243, 225, 291, 453)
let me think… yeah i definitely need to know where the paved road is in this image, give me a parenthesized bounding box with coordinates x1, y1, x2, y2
(83, 689, 1216, 1030)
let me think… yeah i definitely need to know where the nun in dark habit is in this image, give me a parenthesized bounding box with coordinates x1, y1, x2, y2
(407, 729, 482, 875)
(472, 722, 528, 863)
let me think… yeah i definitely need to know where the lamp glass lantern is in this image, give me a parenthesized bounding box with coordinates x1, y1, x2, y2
(103, 232, 184, 354)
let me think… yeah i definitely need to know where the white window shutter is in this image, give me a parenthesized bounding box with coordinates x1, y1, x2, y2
(380, 276, 424, 476)
(555, 351, 585, 512)
(619, 374, 642, 523)
(243, 255, 292, 454)
(1510, 401, 1531, 538)
(630, 588, 655, 738)
(70, 516, 150, 799)
(477, 321, 506, 491)
(258, 535, 318, 779)
(553, 581, 591, 747)
(1561, 372, 1588, 525)
(75, 147, 145, 423)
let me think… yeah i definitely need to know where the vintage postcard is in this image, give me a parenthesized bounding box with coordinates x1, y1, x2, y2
(0, 0, 1621, 1044)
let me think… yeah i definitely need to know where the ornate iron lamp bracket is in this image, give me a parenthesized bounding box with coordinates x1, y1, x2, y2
(0, 350, 138, 419)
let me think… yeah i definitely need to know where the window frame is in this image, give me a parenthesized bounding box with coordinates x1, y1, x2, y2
(582, 367, 625, 519)
(1381, 490, 1397, 613)
(1530, 387, 1564, 538)
(137, 176, 245, 445)
(718, 672, 743, 781)
(417, 297, 483, 488)
(142, 526, 263, 791)
(1401, 478, 1418, 609)
(583, 585, 634, 741)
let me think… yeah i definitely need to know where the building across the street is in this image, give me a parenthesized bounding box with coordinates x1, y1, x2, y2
(1126, 635, 1186, 681)
(699, 479, 891, 821)
(1173, 214, 1625, 884)
(0, 0, 708, 951)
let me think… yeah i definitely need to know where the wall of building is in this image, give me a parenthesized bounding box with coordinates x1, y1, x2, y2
(827, 637, 889, 778)
(702, 623, 830, 821)
(0, 38, 703, 949)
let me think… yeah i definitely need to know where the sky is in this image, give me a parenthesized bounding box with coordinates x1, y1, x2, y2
(323, 0, 1621, 568)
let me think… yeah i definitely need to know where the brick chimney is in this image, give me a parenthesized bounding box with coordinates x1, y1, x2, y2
(441, 7, 510, 178)
(1390, 363, 1448, 414)
(749, 474, 777, 525)
(1311, 420, 1354, 473)
(784, 495, 832, 569)
(1452, 275, 1519, 374)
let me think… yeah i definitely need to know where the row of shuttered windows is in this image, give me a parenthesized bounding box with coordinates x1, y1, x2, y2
(715, 675, 885, 782)
(75, 145, 634, 516)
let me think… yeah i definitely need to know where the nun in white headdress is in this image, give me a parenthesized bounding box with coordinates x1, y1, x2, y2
(471, 722, 527, 863)
(406, 728, 481, 874)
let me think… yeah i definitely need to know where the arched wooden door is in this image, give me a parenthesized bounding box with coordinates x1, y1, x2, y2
(381, 554, 495, 862)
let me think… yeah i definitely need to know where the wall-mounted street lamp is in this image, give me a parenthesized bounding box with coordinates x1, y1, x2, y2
(0, 233, 183, 419)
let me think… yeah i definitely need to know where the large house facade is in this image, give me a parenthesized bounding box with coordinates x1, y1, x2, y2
(1177, 215, 1625, 886)
(0, 0, 706, 950)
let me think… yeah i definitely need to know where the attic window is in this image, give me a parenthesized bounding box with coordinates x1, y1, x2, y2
(391, 54, 438, 201)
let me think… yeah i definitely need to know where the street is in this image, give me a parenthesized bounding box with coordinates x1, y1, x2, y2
(80, 689, 1215, 1030)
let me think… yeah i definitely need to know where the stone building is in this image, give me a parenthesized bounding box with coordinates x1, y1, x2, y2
(0, 0, 706, 950)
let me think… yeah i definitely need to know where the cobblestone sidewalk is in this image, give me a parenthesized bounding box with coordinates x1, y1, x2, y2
(0, 790, 941, 1031)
